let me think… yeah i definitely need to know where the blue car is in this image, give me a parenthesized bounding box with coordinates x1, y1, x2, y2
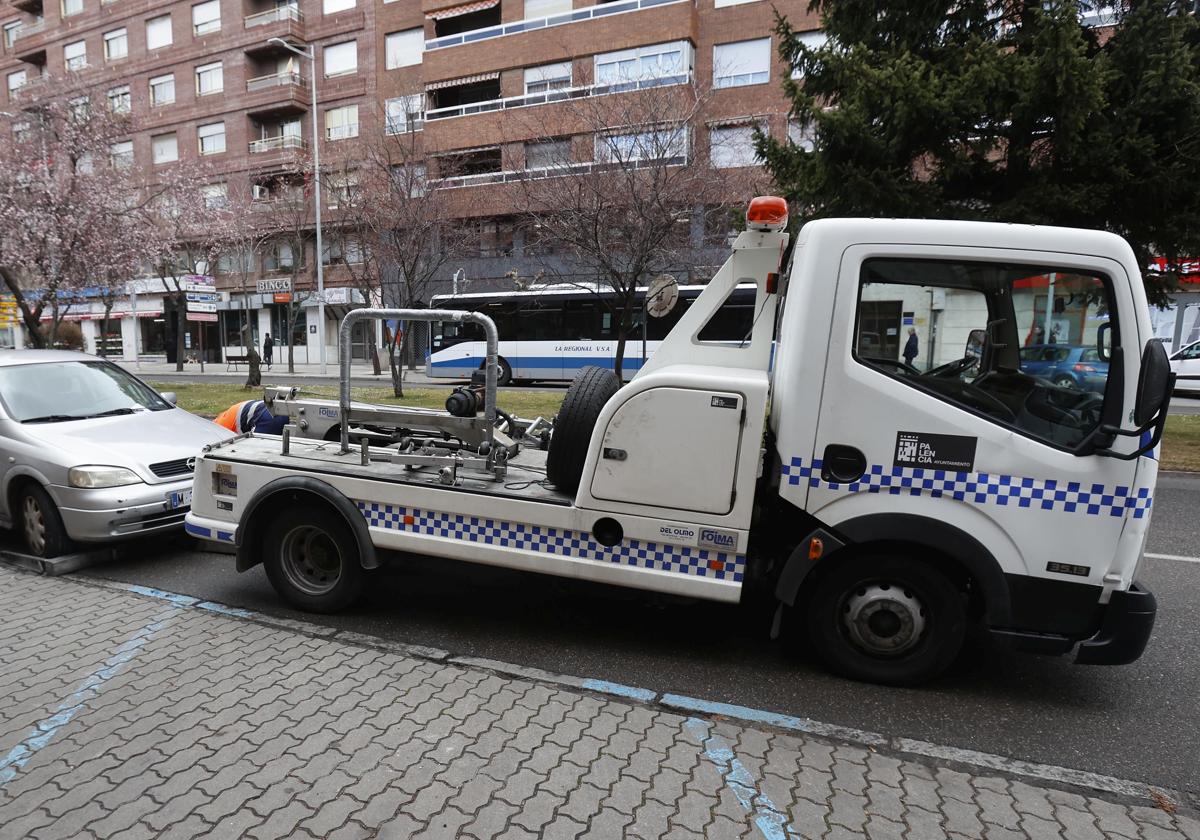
(1018, 344, 1109, 392)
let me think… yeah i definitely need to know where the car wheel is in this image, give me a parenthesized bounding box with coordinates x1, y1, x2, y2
(262, 504, 365, 613)
(805, 553, 966, 686)
(1053, 374, 1077, 389)
(16, 483, 73, 558)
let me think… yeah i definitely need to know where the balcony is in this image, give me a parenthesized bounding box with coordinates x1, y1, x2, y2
(429, 154, 687, 189)
(12, 18, 44, 40)
(245, 70, 310, 117)
(425, 73, 691, 122)
(250, 134, 306, 153)
(10, 0, 42, 14)
(247, 69, 304, 92)
(245, 5, 302, 27)
(425, 0, 686, 51)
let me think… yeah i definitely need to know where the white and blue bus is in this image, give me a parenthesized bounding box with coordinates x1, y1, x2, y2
(427, 284, 757, 384)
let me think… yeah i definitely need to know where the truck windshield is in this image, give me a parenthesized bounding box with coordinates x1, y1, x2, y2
(0, 360, 172, 423)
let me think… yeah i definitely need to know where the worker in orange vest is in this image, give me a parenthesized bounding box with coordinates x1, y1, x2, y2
(214, 400, 287, 435)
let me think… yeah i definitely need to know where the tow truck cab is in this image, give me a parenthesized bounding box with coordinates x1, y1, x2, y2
(185, 198, 1172, 685)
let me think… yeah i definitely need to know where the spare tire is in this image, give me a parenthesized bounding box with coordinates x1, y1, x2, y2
(547, 366, 621, 493)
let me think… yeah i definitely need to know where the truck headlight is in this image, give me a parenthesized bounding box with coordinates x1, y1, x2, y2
(68, 466, 143, 488)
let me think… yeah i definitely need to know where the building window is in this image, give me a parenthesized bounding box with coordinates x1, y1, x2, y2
(201, 183, 228, 209)
(198, 121, 225, 155)
(3, 21, 21, 49)
(596, 127, 687, 163)
(263, 241, 296, 272)
(385, 28, 423, 69)
(709, 124, 758, 169)
(595, 41, 690, 87)
(390, 163, 426, 198)
(8, 69, 27, 96)
(323, 0, 354, 12)
(323, 41, 357, 77)
(152, 132, 178, 164)
(524, 138, 570, 170)
(713, 38, 770, 88)
(146, 15, 173, 50)
(103, 28, 127, 61)
(107, 84, 131, 113)
(150, 73, 175, 106)
(789, 30, 827, 79)
(325, 104, 358, 140)
(192, 0, 220, 35)
(64, 40, 87, 71)
(61, 0, 83, 17)
(524, 62, 571, 95)
(385, 95, 423, 134)
(322, 237, 362, 264)
(195, 61, 223, 95)
(524, 0, 570, 18)
(1080, 4, 1115, 27)
(788, 119, 815, 152)
(68, 96, 90, 120)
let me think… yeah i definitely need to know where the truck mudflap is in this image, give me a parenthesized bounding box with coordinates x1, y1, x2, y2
(1074, 582, 1157, 665)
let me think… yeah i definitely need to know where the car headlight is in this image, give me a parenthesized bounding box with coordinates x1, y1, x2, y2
(68, 466, 143, 489)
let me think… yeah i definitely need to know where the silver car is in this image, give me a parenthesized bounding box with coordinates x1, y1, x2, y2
(0, 350, 231, 557)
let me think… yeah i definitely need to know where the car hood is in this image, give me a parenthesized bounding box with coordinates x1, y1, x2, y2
(20, 408, 232, 483)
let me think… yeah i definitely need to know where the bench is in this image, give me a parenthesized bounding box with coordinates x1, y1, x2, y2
(226, 355, 251, 371)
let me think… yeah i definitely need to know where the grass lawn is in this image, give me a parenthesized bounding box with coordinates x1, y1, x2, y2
(154, 379, 1200, 473)
(150, 380, 567, 421)
(1162, 414, 1200, 473)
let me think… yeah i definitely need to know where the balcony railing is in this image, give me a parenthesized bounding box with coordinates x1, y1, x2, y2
(429, 153, 687, 189)
(13, 19, 45, 40)
(246, 70, 305, 92)
(245, 5, 302, 28)
(425, 0, 685, 51)
(424, 73, 690, 122)
(249, 134, 306, 153)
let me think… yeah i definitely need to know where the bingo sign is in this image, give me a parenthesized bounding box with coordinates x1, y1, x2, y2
(184, 275, 219, 323)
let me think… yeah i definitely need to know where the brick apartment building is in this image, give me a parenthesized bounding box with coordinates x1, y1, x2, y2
(0, 0, 818, 362)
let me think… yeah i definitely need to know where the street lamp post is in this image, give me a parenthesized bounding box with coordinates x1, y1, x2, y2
(268, 37, 327, 374)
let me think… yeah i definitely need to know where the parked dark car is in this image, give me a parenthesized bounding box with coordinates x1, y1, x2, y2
(1018, 344, 1109, 392)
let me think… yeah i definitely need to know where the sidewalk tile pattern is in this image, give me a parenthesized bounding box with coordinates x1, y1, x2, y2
(1, 568, 1196, 840)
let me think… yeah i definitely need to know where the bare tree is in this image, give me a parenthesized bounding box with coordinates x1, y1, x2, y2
(258, 158, 317, 375)
(0, 78, 157, 348)
(508, 80, 736, 378)
(217, 180, 283, 357)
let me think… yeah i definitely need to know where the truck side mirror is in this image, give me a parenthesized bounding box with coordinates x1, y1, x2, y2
(1134, 338, 1171, 426)
(965, 328, 985, 359)
(1097, 322, 1112, 363)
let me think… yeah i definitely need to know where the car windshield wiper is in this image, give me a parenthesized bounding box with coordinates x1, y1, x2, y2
(21, 414, 85, 423)
(83, 407, 140, 418)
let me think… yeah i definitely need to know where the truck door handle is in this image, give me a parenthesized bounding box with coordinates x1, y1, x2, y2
(821, 444, 866, 483)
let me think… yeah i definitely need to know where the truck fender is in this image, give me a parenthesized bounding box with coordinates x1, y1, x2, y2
(235, 476, 379, 573)
(774, 514, 1011, 626)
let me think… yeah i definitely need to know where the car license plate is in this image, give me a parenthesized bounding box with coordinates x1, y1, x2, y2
(167, 488, 193, 509)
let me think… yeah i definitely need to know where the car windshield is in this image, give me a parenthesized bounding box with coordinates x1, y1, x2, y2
(0, 361, 171, 423)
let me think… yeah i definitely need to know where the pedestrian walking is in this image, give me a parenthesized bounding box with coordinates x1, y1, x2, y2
(903, 327, 919, 367)
(263, 333, 274, 369)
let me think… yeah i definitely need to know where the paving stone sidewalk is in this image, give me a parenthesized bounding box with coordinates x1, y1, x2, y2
(1, 568, 1196, 840)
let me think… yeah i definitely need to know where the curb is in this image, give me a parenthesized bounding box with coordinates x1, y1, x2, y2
(6, 561, 1192, 816)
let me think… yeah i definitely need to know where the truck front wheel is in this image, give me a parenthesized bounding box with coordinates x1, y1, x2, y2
(262, 505, 365, 613)
(805, 554, 966, 686)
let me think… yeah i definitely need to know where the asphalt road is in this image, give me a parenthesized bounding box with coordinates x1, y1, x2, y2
(77, 472, 1200, 802)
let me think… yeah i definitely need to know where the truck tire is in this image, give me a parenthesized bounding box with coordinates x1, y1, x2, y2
(546, 365, 621, 493)
(804, 553, 966, 686)
(261, 504, 365, 613)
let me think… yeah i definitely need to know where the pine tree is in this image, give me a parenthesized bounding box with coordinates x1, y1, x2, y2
(758, 0, 1200, 302)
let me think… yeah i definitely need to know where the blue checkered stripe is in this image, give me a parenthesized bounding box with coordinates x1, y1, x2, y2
(781, 458, 1153, 519)
(355, 501, 746, 582)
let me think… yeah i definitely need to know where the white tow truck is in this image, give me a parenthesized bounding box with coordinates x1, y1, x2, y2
(185, 197, 1173, 685)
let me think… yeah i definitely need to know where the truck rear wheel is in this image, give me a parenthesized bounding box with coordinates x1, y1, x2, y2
(546, 365, 621, 493)
(262, 505, 365, 613)
(805, 554, 966, 686)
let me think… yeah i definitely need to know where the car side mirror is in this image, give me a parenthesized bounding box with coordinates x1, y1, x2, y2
(1097, 322, 1112, 363)
(161, 391, 177, 407)
(965, 328, 985, 359)
(1134, 339, 1171, 426)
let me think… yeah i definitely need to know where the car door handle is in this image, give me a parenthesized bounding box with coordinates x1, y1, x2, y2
(821, 444, 867, 483)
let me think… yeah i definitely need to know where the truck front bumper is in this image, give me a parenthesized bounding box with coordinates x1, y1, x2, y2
(183, 512, 238, 545)
(1074, 583, 1157, 665)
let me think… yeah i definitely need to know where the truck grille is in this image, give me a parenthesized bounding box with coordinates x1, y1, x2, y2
(149, 458, 194, 479)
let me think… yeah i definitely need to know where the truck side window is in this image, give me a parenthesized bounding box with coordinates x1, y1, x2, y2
(854, 259, 1117, 451)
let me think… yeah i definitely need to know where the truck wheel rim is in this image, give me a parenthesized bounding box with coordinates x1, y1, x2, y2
(22, 496, 45, 555)
(842, 583, 926, 657)
(280, 525, 342, 596)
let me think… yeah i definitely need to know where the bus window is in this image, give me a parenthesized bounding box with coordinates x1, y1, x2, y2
(563, 300, 601, 340)
(518, 306, 565, 341)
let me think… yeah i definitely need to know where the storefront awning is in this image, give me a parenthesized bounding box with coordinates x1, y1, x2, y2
(426, 0, 498, 20)
(425, 71, 500, 91)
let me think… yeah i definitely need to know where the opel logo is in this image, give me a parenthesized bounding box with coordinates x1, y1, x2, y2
(186, 458, 196, 472)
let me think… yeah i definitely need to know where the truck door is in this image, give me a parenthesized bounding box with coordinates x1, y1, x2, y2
(801, 248, 1142, 617)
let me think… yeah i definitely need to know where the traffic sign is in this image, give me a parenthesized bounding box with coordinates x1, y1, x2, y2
(182, 282, 214, 293)
(186, 292, 221, 302)
(187, 302, 217, 313)
(257, 278, 292, 294)
(186, 311, 218, 322)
